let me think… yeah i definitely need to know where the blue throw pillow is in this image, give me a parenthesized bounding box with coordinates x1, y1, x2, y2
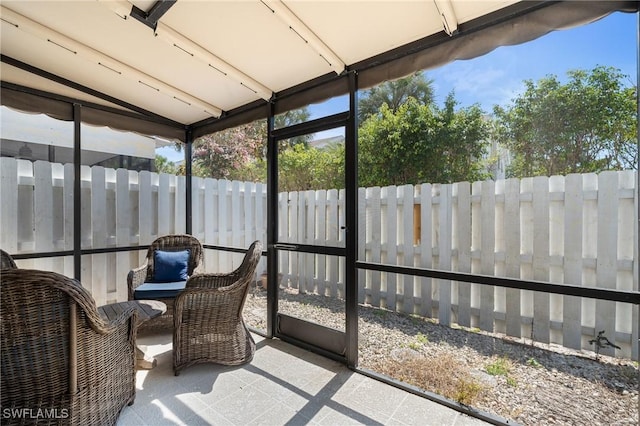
(153, 249, 190, 282)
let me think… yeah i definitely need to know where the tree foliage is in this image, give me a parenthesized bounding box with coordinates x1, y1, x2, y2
(493, 66, 637, 178)
(278, 142, 344, 192)
(358, 94, 490, 187)
(191, 109, 311, 180)
(154, 154, 178, 174)
(358, 71, 434, 124)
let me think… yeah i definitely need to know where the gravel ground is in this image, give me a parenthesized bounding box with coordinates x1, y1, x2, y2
(244, 287, 639, 426)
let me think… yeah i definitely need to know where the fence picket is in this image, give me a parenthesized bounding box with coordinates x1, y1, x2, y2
(34, 161, 54, 272)
(191, 175, 203, 239)
(328, 189, 339, 298)
(63, 163, 74, 276)
(549, 176, 565, 343)
(217, 179, 229, 272)
(480, 180, 496, 332)
(616, 170, 636, 358)
(232, 181, 243, 250)
(138, 171, 152, 246)
(438, 184, 452, 325)
(383, 185, 398, 311)
(562, 174, 583, 349)
(420, 183, 433, 317)
(203, 178, 216, 272)
(90, 166, 107, 306)
(358, 187, 367, 304)
(504, 178, 522, 337)
(1, 158, 18, 253)
(316, 189, 327, 296)
(368, 186, 382, 307)
(454, 182, 471, 327)
(401, 185, 415, 314)
(306, 190, 316, 293)
(115, 168, 131, 302)
(595, 172, 618, 356)
(533, 176, 551, 343)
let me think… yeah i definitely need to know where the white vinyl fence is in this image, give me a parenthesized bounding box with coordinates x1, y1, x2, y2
(1, 157, 637, 359)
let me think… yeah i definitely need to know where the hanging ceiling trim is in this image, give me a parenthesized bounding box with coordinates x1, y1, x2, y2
(433, 0, 459, 36)
(154, 22, 274, 101)
(261, 0, 346, 75)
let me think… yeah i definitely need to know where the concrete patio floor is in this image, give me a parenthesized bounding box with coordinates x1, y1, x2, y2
(117, 331, 490, 426)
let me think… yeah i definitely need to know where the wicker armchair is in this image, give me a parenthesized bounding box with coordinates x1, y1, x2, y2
(128, 234, 203, 327)
(173, 240, 262, 375)
(1, 269, 138, 426)
(1, 249, 17, 269)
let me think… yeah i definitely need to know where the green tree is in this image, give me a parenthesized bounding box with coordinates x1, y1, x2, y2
(154, 154, 178, 174)
(358, 95, 489, 187)
(274, 109, 313, 151)
(358, 71, 434, 124)
(278, 142, 344, 192)
(493, 66, 637, 178)
(192, 108, 312, 180)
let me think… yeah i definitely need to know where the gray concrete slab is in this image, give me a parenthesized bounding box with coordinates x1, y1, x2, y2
(117, 332, 490, 426)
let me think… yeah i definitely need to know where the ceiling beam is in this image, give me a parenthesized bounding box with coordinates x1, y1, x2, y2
(261, 0, 345, 75)
(433, 0, 458, 36)
(131, 0, 177, 30)
(154, 22, 274, 101)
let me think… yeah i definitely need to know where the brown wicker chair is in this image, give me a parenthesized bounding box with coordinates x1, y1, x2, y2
(128, 234, 203, 327)
(1, 269, 138, 426)
(1, 249, 17, 269)
(173, 240, 262, 375)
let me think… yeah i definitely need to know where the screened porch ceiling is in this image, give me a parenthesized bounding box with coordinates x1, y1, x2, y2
(0, 1, 635, 138)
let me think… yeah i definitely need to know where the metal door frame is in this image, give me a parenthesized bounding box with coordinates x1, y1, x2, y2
(266, 72, 358, 367)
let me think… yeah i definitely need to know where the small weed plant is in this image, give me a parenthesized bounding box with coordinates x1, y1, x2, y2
(486, 357, 511, 377)
(486, 357, 517, 387)
(526, 357, 543, 368)
(416, 332, 429, 344)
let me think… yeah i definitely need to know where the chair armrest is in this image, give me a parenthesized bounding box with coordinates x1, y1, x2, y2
(127, 263, 149, 300)
(79, 307, 138, 402)
(185, 273, 239, 290)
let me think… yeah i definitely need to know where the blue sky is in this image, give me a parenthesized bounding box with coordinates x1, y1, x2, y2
(427, 11, 637, 112)
(160, 10, 637, 159)
(306, 11, 637, 140)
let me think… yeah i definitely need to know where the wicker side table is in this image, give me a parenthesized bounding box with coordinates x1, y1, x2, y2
(98, 300, 167, 369)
